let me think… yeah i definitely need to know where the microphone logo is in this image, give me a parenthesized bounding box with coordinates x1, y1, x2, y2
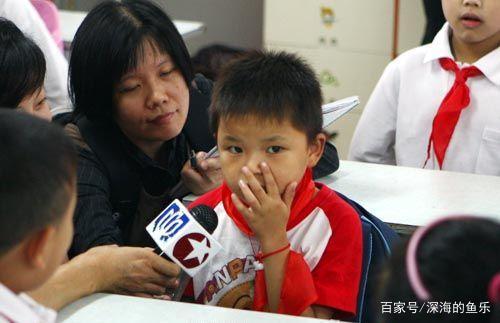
(173, 233, 212, 268)
(146, 199, 222, 276)
(152, 202, 189, 242)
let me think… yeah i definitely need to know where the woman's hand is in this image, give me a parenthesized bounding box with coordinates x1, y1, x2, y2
(86, 245, 181, 297)
(29, 245, 181, 310)
(181, 151, 222, 195)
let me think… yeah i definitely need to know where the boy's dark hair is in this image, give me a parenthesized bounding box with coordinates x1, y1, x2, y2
(0, 110, 77, 255)
(0, 18, 46, 108)
(378, 218, 500, 323)
(69, 0, 193, 123)
(210, 51, 323, 142)
(192, 44, 246, 81)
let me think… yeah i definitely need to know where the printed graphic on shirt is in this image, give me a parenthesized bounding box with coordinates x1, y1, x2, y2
(196, 254, 259, 309)
(218, 281, 253, 309)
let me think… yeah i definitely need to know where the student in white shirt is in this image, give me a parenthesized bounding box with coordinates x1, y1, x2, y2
(0, 111, 76, 323)
(0, 0, 70, 116)
(349, 0, 500, 175)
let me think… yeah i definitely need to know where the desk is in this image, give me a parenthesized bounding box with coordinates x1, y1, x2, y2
(59, 10, 205, 45)
(320, 161, 500, 234)
(58, 293, 344, 323)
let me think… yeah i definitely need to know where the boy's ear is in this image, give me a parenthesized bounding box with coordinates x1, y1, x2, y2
(23, 226, 56, 269)
(307, 132, 327, 168)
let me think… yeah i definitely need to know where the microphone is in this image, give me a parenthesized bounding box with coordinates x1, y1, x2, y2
(146, 200, 221, 301)
(169, 205, 218, 301)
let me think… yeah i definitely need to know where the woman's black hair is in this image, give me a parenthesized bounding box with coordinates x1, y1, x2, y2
(69, 0, 194, 123)
(0, 18, 46, 107)
(378, 218, 500, 323)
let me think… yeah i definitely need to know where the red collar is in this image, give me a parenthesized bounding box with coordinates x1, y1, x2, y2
(221, 168, 316, 236)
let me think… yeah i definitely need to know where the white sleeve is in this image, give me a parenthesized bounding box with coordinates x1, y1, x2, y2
(0, 0, 71, 115)
(348, 59, 400, 164)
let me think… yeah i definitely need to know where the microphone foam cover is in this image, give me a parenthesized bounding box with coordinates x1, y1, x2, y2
(190, 204, 218, 234)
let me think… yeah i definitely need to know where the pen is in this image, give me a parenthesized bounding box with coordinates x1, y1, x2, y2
(205, 146, 219, 158)
(189, 149, 201, 172)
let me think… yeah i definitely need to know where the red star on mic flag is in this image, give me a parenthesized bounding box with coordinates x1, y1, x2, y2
(173, 233, 212, 268)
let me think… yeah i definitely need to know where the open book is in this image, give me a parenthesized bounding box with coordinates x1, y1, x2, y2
(204, 96, 360, 159)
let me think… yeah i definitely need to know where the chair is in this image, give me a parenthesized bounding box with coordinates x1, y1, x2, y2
(336, 192, 400, 323)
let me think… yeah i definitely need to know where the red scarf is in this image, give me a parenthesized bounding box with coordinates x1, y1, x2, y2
(425, 57, 482, 169)
(221, 168, 318, 314)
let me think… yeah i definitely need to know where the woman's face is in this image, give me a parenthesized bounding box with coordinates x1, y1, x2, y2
(113, 41, 189, 154)
(17, 87, 52, 121)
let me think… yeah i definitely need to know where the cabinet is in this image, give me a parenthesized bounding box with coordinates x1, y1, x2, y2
(264, 0, 425, 158)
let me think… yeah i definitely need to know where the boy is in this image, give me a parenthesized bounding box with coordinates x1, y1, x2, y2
(189, 51, 363, 320)
(350, 0, 500, 175)
(0, 110, 76, 321)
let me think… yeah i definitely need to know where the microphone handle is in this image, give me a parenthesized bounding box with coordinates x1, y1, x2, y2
(169, 270, 191, 301)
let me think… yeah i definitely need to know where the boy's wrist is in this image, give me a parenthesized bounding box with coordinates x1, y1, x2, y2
(260, 233, 289, 254)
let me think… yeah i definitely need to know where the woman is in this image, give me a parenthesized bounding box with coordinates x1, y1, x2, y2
(67, 0, 339, 257)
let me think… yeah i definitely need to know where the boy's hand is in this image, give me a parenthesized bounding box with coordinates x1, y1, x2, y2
(231, 162, 297, 246)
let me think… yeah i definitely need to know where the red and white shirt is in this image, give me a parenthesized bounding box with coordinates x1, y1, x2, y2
(188, 183, 363, 316)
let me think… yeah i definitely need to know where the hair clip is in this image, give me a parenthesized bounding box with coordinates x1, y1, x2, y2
(406, 215, 476, 301)
(488, 273, 500, 304)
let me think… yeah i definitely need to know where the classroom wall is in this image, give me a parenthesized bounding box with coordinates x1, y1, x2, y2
(55, 0, 264, 55)
(153, 0, 263, 54)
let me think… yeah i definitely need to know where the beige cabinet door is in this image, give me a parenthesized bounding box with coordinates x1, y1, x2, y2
(264, 0, 330, 47)
(330, 0, 394, 55)
(264, 44, 391, 157)
(264, 0, 394, 54)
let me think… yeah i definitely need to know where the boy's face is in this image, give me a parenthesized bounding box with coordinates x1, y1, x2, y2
(442, 0, 500, 44)
(217, 115, 325, 200)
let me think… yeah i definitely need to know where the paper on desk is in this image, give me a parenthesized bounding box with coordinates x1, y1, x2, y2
(203, 96, 360, 159)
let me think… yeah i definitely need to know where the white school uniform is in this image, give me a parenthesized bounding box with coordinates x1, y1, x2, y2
(349, 23, 500, 175)
(0, 283, 56, 323)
